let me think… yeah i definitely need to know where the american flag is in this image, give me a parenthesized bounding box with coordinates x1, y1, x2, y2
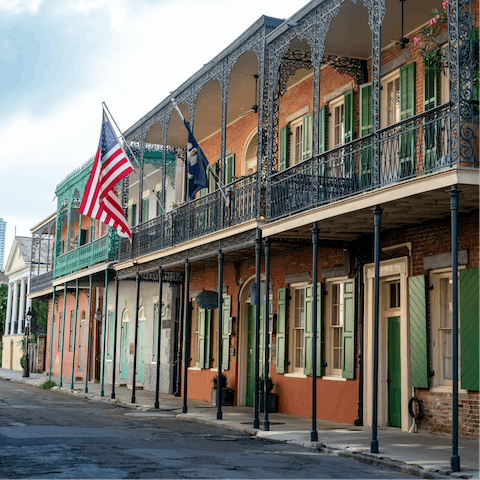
(79, 112, 134, 237)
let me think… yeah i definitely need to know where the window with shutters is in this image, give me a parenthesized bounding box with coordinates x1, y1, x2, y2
(288, 285, 306, 374)
(431, 270, 462, 390)
(290, 117, 304, 165)
(325, 280, 345, 377)
(189, 301, 200, 368)
(329, 96, 345, 148)
(381, 71, 400, 128)
(142, 197, 149, 222)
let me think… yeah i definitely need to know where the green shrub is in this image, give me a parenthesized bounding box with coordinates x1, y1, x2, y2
(39, 380, 57, 389)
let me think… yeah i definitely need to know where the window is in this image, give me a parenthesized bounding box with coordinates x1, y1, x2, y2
(389, 281, 401, 309)
(153, 304, 160, 362)
(330, 98, 345, 148)
(107, 311, 115, 361)
(291, 287, 305, 372)
(128, 204, 137, 228)
(142, 197, 149, 222)
(381, 71, 400, 128)
(431, 271, 459, 388)
(326, 281, 344, 377)
(290, 118, 303, 165)
(189, 301, 200, 368)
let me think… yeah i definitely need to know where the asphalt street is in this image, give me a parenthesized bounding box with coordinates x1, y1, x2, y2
(0, 380, 417, 479)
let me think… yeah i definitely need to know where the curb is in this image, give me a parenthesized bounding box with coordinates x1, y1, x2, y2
(1, 374, 477, 479)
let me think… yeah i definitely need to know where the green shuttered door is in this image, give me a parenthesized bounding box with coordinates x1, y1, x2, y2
(409, 275, 429, 388)
(460, 268, 479, 391)
(304, 283, 322, 377)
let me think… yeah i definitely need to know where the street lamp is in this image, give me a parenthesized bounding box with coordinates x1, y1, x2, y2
(23, 307, 33, 378)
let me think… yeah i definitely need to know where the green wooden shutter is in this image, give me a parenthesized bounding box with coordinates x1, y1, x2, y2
(108, 311, 115, 360)
(304, 283, 322, 376)
(276, 288, 286, 374)
(142, 198, 149, 222)
(460, 268, 479, 391)
(342, 279, 355, 379)
(424, 64, 439, 171)
(302, 113, 313, 160)
(279, 125, 289, 171)
(198, 307, 206, 368)
(344, 89, 354, 143)
(221, 295, 231, 370)
(318, 106, 327, 154)
(400, 62, 416, 177)
(473, 27, 479, 114)
(400, 63, 416, 120)
(226, 154, 235, 184)
(409, 275, 429, 388)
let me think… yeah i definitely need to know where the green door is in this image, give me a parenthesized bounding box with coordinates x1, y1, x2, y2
(136, 320, 145, 382)
(388, 317, 401, 427)
(246, 305, 256, 406)
(121, 321, 129, 379)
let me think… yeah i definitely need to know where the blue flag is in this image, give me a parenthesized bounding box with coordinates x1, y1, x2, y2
(184, 119, 209, 199)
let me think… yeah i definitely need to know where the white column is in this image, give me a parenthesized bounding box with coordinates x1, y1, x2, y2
(5, 283, 13, 336)
(10, 282, 19, 335)
(17, 278, 26, 335)
(26, 276, 32, 312)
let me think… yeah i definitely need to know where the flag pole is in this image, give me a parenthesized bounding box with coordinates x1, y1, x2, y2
(170, 98, 229, 207)
(102, 102, 165, 215)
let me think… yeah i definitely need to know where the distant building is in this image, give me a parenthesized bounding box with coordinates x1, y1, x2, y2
(0, 218, 6, 270)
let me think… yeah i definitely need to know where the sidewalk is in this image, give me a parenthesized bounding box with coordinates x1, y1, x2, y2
(0, 367, 478, 479)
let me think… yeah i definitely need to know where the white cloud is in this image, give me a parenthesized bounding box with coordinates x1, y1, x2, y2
(0, 0, 42, 15)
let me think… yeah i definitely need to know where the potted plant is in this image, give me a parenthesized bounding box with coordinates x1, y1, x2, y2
(211, 374, 235, 406)
(259, 376, 277, 413)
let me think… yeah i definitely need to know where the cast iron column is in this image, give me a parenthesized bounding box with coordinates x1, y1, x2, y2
(253, 228, 262, 429)
(111, 275, 120, 399)
(371, 205, 382, 454)
(70, 279, 79, 389)
(311, 222, 319, 442)
(132, 272, 140, 403)
(155, 267, 164, 409)
(60, 282, 67, 387)
(48, 286, 56, 381)
(217, 250, 224, 420)
(100, 270, 108, 397)
(183, 260, 191, 414)
(450, 186, 461, 472)
(263, 237, 271, 431)
(85, 275, 93, 393)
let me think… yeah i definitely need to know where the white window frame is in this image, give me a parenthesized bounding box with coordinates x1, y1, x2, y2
(430, 267, 466, 392)
(289, 117, 303, 166)
(329, 95, 345, 148)
(381, 70, 400, 128)
(287, 282, 308, 375)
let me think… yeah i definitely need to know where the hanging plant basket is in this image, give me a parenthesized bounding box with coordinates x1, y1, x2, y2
(196, 290, 218, 310)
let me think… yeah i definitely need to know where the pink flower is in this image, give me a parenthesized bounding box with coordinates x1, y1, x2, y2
(436, 14, 440, 19)
(430, 17, 437, 25)
(442, 0, 448, 10)
(413, 36, 420, 46)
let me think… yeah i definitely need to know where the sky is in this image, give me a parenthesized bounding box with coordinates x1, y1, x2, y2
(0, 0, 296, 269)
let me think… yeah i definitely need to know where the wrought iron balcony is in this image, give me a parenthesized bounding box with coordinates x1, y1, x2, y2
(119, 174, 258, 262)
(54, 235, 116, 278)
(29, 270, 54, 294)
(269, 103, 474, 220)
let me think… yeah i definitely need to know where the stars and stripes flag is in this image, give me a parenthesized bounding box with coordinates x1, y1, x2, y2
(79, 112, 134, 237)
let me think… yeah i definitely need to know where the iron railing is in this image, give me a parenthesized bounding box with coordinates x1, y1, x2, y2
(30, 270, 53, 294)
(269, 103, 472, 220)
(54, 236, 110, 278)
(119, 174, 258, 262)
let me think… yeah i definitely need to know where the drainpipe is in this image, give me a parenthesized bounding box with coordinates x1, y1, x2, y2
(311, 222, 319, 441)
(253, 228, 262, 429)
(371, 205, 382, 454)
(182, 260, 190, 413)
(154, 267, 163, 409)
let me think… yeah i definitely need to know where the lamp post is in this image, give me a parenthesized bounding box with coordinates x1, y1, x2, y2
(23, 307, 33, 378)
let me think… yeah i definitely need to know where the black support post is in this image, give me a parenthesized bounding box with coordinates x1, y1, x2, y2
(263, 237, 270, 431)
(131, 272, 140, 404)
(371, 205, 382, 454)
(155, 267, 163, 409)
(217, 250, 224, 420)
(183, 260, 190, 414)
(311, 222, 318, 442)
(111, 275, 119, 399)
(253, 228, 262, 429)
(450, 186, 461, 472)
